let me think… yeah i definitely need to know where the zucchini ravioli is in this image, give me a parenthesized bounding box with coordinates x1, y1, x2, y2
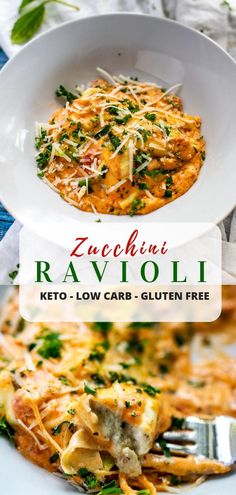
(35, 71, 205, 216)
(1, 288, 236, 493)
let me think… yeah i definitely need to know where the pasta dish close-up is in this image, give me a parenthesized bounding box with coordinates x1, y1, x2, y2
(35, 69, 205, 216)
(0, 288, 236, 493)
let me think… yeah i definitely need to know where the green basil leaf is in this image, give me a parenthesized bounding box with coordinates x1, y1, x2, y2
(11, 4, 45, 45)
(18, 0, 35, 14)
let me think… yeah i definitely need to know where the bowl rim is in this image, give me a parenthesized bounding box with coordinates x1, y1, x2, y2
(1, 12, 236, 78)
(0, 12, 235, 244)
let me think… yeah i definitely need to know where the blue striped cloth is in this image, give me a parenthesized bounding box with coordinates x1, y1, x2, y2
(0, 48, 14, 240)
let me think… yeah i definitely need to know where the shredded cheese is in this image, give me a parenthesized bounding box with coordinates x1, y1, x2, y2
(106, 179, 127, 194)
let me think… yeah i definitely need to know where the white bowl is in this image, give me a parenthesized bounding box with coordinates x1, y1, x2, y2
(0, 13, 236, 246)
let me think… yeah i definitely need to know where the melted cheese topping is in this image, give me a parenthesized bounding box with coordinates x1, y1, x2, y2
(35, 71, 205, 216)
(1, 287, 236, 492)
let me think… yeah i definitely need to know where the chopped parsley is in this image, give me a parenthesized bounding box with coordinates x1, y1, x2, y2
(143, 169, 165, 178)
(138, 128, 151, 142)
(159, 362, 169, 374)
(159, 437, 171, 457)
(35, 130, 47, 150)
(100, 164, 108, 178)
(37, 331, 62, 359)
(94, 124, 111, 140)
(89, 341, 109, 362)
(119, 362, 131, 369)
(129, 198, 145, 216)
(51, 421, 72, 436)
(145, 113, 156, 122)
(8, 264, 20, 283)
(36, 146, 52, 170)
(55, 85, 77, 103)
(127, 337, 148, 354)
(78, 468, 97, 489)
(15, 318, 25, 334)
(115, 114, 131, 125)
(98, 480, 123, 495)
(92, 322, 112, 335)
(201, 150, 206, 161)
(166, 176, 173, 186)
(170, 475, 181, 486)
(108, 372, 137, 384)
(0, 417, 14, 439)
(107, 106, 119, 115)
(58, 132, 69, 143)
(58, 375, 71, 386)
(126, 101, 139, 113)
(67, 408, 76, 415)
(129, 322, 155, 329)
(138, 182, 149, 190)
(174, 333, 185, 347)
(125, 401, 131, 408)
(171, 417, 185, 429)
(108, 131, 121, 151)
(91, 373, 106, 385)
(141, 383, 160, 397)
(84, 382, 96, 395)
(164, 189, 172, 198)
(157, 122, 171, 136)
(49, 452, 59, 463)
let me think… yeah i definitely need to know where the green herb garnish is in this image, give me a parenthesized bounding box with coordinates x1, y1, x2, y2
(91, 373, 106, 385)
(37, 331, 62, 359)
(174, 333, 185, 347)
(95, 124, 111, 140)
(115, 114, 131, 125)
(159, 437, 171, 457)
(108, 132, 121, 151)
(164, 189, 172, 198)
(56, 85, 77, 103)
(108, 372, 137, 384)
(36, 146, 52, 170)
(145, 113, 156, 122)
(129, 198, 145, 216)
(52, 421, 72, 436)
(141, 383, 160, 397)
(170, 475, 181, 486)
(171, 417, 185, 429)
(49, 452, 59, 463)
(138, 182, 149, 190)
(0, 417, 14, 439)
(107, 106, 120, 115)
(58, 375, 71, 386)
(78, 468, 97, 489)
(84, 382, 96, 395)
(98, 480, 123, 495)
(92, 322, 112, 335)
(12, 1, 80, 45)
(126, 101, 139, 113)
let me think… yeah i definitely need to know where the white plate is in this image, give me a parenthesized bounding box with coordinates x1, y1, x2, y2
(0, 435, 235, 495)
(0, 286, 236, 494)
(0, 13, 236, 245)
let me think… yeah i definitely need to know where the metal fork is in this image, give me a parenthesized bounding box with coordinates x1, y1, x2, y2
(153, 416, 236, 465)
